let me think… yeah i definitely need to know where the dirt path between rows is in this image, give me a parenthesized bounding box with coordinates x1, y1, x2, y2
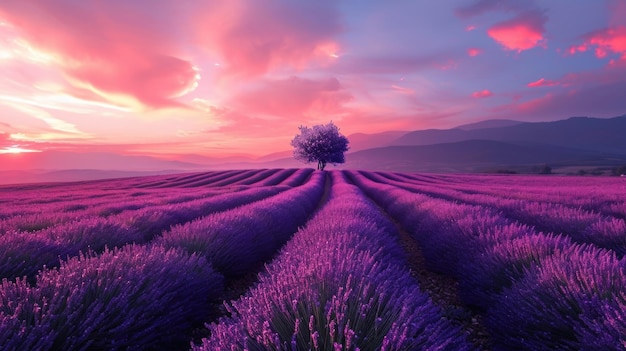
(394, 224, 493, 350)
(192, 170, 333, 344)
(343, 172, 493, 350)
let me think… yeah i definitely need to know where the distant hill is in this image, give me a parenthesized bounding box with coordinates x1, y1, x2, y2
(453, 119, 523, 130)
(139, 115, 626, 173)
(344, 140, 626, 173)
(346, 130, 410, 151)
(392, 115, 626, 155)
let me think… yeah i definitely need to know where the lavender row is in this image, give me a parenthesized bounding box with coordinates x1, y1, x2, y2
(369, 171, 626, 256)
(137, 168, 310, 189)
(155, 171, 326, 279)
(0, 187, 226, 233)
(133, 170, 232, 188)
(348, 170, 626, 350)
(0, 186, 287, 281)
(222, 168, 278, 186)
(398, 172, 626, 218)
(0, 181, 229, 217)
(249, 168, 298, 186)
(198, 171, 471, 350)
(0, 244, 224, 350)
(281, 167, 315, 187)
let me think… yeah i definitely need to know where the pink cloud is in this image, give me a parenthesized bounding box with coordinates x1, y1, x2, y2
(589, 26, 626, 58)
(196, 1, 342, 77)
(233, 76, 352, 118)
(498, 80, 626, 119)
(494, 58, 626, 120)
(527, 78, 560, 88)
(569, 26, 626, 61)
(472, 89, 493, 98)
(487, 11, 547, 52)
(0, 1, 199, 109)
(467, 48, 483, 57)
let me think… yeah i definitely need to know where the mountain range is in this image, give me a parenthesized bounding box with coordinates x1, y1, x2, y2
(1, 115, 625, 184)
(225, 114, 626, 173)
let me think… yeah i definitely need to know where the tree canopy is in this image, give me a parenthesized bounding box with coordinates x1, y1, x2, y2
(291, 122, 349, 170)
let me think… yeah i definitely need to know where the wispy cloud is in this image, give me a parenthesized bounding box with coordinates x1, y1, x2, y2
(472, 89, 494, 98)
(527, 78, 560, 88)
(0, 99, 91, 139)
(0, 1, 199, 110)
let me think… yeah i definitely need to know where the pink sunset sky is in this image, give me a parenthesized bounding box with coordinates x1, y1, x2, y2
(1, 0, 626, 160)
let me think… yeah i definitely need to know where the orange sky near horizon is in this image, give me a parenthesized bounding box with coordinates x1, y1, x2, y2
(1, 1, 626, 164)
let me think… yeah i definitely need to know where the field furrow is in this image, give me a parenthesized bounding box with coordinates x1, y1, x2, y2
(196, 171, 472, 350)
(348, 170, 626, 350)
(366, 171, 626, 257)
(343, 171, 492, 349)
(1, 168, 624, 350)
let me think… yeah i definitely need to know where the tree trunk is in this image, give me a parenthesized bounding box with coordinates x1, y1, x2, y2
(318, 160, 326, 171)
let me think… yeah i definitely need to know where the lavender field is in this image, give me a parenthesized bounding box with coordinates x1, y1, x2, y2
(1, 168, 625, 350)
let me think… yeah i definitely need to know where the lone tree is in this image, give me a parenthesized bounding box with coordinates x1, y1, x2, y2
(291, 121, 349, 171)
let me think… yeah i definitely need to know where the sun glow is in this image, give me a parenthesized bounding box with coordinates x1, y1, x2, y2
(0, 146, 41, 154)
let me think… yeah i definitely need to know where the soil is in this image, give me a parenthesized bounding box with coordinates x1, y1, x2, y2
(395, 226, 493, 350)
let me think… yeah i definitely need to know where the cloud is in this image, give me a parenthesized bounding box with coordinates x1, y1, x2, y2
(233, 76, 352, 118)
(472, 89, 493, 98)
(569, 26, 626, 62)
(506, 81, 626, 119)
(196, 0, 342, 77)
(487, 10, 547, 52)
(0, 130, 41, 153)
(494, 60, 626, 120)
(527, 78, 560, 87)
(0, 1, 199, 109)
(467, 48, 483, 57)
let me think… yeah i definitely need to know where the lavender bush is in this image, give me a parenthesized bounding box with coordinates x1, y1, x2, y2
(156, 172, 326, 278)
(282, 168, 315, 187)
(251, 168, 298, 186)
(0, 245, 224, 350)
(486, 246, 626, 350)
(198, 172, 471, 350)
(458, 233, 575, 309)
(0, 233, 71, 282)
(117, 185, 286, 241)
(371, 171, 626, 257)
